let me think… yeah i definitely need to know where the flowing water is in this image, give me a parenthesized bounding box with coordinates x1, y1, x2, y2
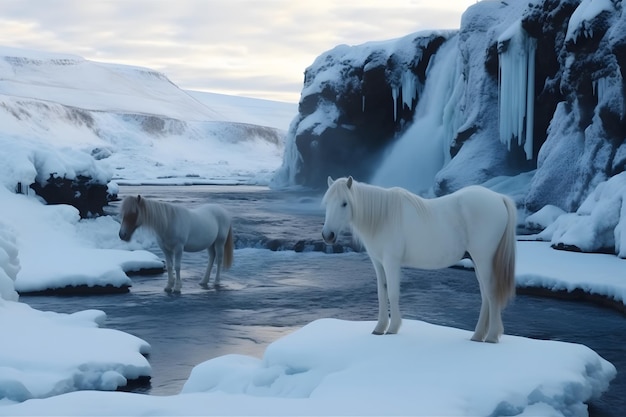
(21, 185, 625, 416)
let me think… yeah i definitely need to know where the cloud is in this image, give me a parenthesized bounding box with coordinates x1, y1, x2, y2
(0, 0, 475, 102)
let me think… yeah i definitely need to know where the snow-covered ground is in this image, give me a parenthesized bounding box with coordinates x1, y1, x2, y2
(0, 46, 622, 416)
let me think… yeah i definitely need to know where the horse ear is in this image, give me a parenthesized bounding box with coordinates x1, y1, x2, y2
(347, 176, 353, 189)
(327, 176, 334, 187)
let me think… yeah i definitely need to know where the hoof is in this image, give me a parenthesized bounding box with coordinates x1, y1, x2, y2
(199, 283, 209, 289)
(164, 287, 173, 293)
(372, 330, 384, 335)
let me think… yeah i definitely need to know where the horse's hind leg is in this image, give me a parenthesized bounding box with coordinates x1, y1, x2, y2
(213, 240, 225, 286)
(472, 258, 503, 343)
(199, 245, 216, 288)
(471, 275, 489, 342)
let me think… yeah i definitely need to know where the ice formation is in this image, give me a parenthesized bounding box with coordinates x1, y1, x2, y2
(391, 70, 420, 122)
(498, 20, 536, 160)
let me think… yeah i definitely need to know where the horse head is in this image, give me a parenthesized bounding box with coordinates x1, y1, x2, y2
(119, 195, 143, 241)
(321, 176, 354, 244)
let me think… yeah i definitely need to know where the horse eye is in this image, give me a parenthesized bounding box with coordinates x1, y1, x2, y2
(341, 201, 347, 208)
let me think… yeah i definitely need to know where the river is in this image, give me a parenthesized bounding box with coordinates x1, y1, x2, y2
(21, 185, 625, 416)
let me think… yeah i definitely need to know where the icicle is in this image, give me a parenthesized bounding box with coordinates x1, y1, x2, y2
(401, 71, 417, 111)
(524, 36, 536, 160)
(498, 20, 536, 160)
(391, 87, 399, 121)
(362, 95, 365, 113)
(593, 77, 611, 103)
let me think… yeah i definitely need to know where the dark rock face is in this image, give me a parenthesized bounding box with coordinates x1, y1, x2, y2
(275, 1, 626, 253)
(284, 32, 452, 189)
(29, 174, 114, 218)
(524, 0, 626, 212)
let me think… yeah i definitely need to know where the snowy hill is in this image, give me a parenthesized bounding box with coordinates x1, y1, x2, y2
(0, 46, 297, 201)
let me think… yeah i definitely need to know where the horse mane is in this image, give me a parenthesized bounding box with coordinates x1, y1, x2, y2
(327, 178, 429, 238)
(122, 196, 179, 236)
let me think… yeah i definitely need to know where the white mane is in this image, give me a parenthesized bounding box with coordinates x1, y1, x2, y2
(325, 178, 430, 238)
(142, 198, 183, 236)
(121, 196, 182, 237)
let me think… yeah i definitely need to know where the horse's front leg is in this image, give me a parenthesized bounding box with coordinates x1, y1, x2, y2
(383, 259, 402, 334)
(172, 246, 183, 293)
(163, 249, 175, 293)
(199, 245, 216, 288)
(371, 259, 389, 335)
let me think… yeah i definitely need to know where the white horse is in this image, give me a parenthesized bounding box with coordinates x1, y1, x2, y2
(119, 195, 234, 293)
(322, 176, 516, 343)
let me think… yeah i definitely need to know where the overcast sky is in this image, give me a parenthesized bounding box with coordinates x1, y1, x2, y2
(1, 1, 476, 103)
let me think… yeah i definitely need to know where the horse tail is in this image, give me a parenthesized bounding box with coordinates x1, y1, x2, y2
(222, 225, 234, 269)
(493, 195, 517, 308)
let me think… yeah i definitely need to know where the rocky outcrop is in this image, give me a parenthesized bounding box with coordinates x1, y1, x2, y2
(523, 0, 626, 213)
(28, 174, 114, 218)
(274, 31, 453, 188)
(276, 0, 625, 199)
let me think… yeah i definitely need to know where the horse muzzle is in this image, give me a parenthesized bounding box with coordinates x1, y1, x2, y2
(119, 228, 132, 242)
(322, 230, 336, 245)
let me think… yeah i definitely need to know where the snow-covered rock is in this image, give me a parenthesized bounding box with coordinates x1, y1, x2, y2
(526, 204, 567, 232)
(272, 31, 453, 188)
(536, 172, 626, 257)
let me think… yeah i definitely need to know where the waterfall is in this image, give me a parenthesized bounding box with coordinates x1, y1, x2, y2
(371, 36, 462, 194)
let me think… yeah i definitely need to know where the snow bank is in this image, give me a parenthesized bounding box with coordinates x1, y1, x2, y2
(0, 319, 615, 416)
(517, 241, 626, 305)
(0, 194, 152, 403)
(0, 222, 19, 302)
(0, 187, 162, 292)
(0, 302, 151, 402)
(531, 172, 626, 258)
